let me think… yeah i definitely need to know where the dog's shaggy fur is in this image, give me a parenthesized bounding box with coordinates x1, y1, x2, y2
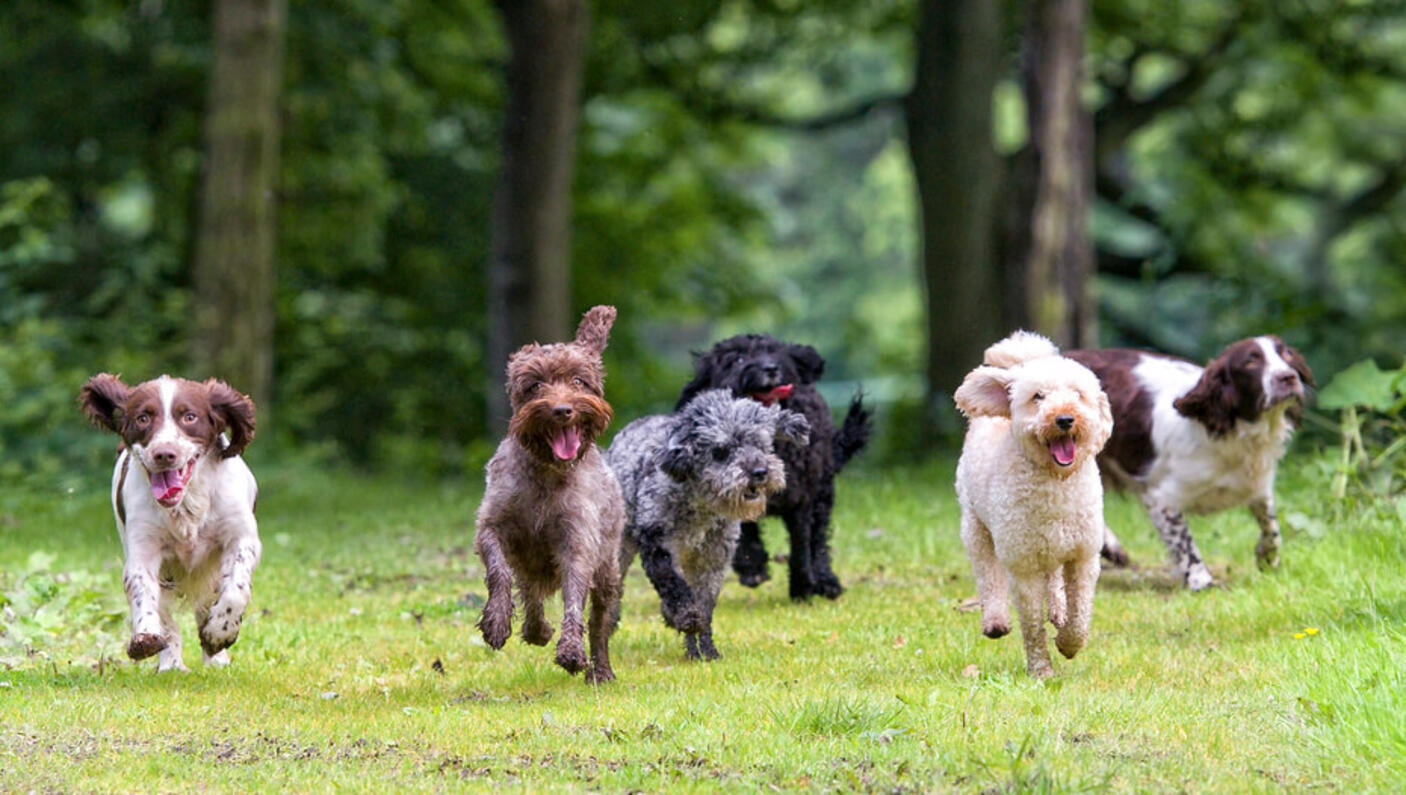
(677, 334, 871, 600)
(607, 390, 809, 660)
(954, 331, 1112, 678)
(473, 306, 626, 684)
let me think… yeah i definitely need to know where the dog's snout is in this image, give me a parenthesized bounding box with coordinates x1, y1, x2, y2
(1275, 371, 1300, 389)
(552, 404, 575, 421)
(151, 445, 178, 467)
(748, 465, 769, 483)
(1055, 414, 1075, 431)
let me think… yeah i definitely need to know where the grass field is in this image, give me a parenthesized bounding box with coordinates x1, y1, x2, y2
(2, 453, 1404, 792)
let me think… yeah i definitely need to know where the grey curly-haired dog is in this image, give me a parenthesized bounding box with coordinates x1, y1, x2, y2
(607, 389, 809, 660)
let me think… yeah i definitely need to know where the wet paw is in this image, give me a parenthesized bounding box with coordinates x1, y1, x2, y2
(127, 633, 168, 661)
(554, 642, 587, 675)
(981, 619, 1011, 639)
(521, 619, 554, 646)
(584, 665, 615, 685)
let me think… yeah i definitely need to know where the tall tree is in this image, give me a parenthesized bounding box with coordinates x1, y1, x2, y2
(486, 0, 590, 429)
(1019, 0, 1095, 348)
(905, 0, 1004, 418)
(191, 0, 287, 410)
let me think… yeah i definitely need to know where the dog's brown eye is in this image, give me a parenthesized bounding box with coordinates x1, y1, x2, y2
(528, 382, 542, 393)
(136, 414, 151, 425)
(183, 412, 198, 423)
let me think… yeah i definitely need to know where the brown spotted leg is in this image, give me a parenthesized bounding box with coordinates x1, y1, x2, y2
(198, 532, 261, 658)
(122, 536, 168, 661)
(1249, 496, 1281, 570)
(1143, 496, 1213, 590)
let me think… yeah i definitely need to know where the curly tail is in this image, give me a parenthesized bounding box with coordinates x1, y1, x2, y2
(833, 392, 873, 472)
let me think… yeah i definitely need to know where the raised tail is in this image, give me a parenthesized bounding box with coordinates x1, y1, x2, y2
(833, 392, 873, 472)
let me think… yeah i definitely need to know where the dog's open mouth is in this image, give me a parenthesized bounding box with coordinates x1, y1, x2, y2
(1048, 436, 1077, 467)
(743, 487, 764, 501)
(149, 457, 197, 507)
(550, 426, 582, 461)
(750, 384, 794, 407)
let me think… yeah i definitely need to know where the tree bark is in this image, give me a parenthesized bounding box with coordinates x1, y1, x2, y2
(487, 0, 589, 430)
(905, 0, 1003, 424)
(1020, 0, 1095, 348)
(191, 0, 286, 411)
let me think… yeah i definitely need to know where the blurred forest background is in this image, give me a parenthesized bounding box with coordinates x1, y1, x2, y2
(4, 0, 1406, 485)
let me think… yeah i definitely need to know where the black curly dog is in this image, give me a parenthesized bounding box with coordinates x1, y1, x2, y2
(677, 334, 872, 600)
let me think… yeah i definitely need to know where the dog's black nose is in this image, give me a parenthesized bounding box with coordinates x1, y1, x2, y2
(761, 361, 780, 377)
(1055, 414, 1074, 431)
(749, 465, 769, 483)
(552, 404, 574, 420)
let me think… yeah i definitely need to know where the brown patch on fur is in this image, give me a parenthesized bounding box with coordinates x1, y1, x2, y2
(1065, 348, 1157, 478)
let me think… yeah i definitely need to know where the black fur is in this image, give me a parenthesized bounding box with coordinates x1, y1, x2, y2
(676, 334, 873, 600)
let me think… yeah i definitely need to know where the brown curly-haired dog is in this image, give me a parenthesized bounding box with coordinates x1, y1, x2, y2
(473, 305, 626, 683)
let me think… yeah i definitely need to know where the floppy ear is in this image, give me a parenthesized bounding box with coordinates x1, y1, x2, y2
(573, 305, 617, 355)
(206, 379, 257, 458)
(660, 444, 694, 482)
(788, 344, 825, 384)
(79, 373, 131, 433)
(1173, 360, 1237, 436)
(954, 367, 1012, 418)
(775, 409, 810, 447)
(675, 352, 719, 410)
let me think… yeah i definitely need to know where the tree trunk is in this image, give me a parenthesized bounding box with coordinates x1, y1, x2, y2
(906, 0, 1003, 426)
(1020, 0, 1095, 348)
(191, 0, 286, 411)
(486, 0, 589, 430)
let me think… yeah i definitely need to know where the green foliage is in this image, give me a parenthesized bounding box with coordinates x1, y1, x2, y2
(0, 551, 126, 670)
(1316, 356, 1406, 502)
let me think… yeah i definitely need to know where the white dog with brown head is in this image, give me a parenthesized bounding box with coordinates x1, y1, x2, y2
(954, 331, 1112, 677)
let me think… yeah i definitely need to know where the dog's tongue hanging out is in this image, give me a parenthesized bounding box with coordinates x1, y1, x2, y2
(149, 461, 193, 506)
(550, 426, 582, 461)
(751, 384, 794, 407)
(1049, 437, 1077, 467)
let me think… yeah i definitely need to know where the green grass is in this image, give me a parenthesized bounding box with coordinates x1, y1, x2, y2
(2, 455, 1403, 792)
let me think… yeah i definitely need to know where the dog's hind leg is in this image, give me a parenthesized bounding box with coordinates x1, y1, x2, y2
(731, 521, 770, 587)
(806, 485, 844, 600)
(1100, 523, 1130, 567)
(585, 565, 619, 684)
(474, 525, 514, 649)
(1012, 573, 1054, 678)
(783, 507, 817, 601)
(961, 515, 1009, 638)
(156, 586, 187, 673)
(1056, 553, 1099, 660)
(520, 583, 554, 646)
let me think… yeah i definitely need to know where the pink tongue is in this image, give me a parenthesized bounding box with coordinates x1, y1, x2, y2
(1050, 437, 1077, 466)
(550, 427, 582, 461)
(752, 384, 794, 407)
(150, 468, 184, 502)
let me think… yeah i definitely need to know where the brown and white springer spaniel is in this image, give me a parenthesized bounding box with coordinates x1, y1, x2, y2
(80, 374, 260, 671)
(1065, 336, 1313, 590)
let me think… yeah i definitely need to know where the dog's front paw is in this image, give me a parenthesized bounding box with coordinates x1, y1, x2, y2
(664, 603, 707, 634)
(1255, 538, 1281, 571)
(1185, 564, 1214, 591)
(554, 640, 588, 675)
(127, 633, 168, 661)
(199, 615, 242, 657)
(812, 572, 844, 600)
(478, 607, 512, 650)
(980, 618, 1010, 639)
(1047, 601, 1067, 629)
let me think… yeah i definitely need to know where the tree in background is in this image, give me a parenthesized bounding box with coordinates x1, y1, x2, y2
(191, 0, 287, 410)
(486, 0, 589, 429)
